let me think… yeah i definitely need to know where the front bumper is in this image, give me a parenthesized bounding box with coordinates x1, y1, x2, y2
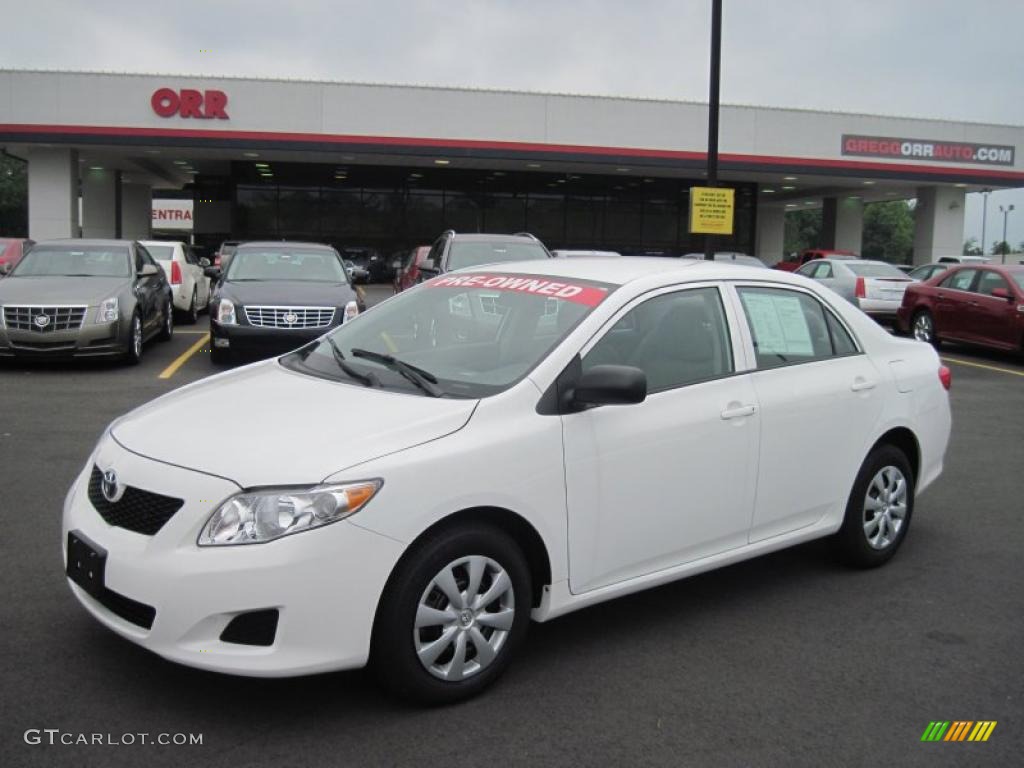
(62, 435, 405, 677)
(211, 321, 336, 358)
(0, 317, 127, 358)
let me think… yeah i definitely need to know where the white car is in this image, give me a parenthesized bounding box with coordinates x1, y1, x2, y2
(551, 249, 622, 258)
(140, 240, 212, 323)
(63, 258, 951, 703)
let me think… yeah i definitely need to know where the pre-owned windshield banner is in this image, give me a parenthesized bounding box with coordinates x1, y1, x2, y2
(841, 134, 1015, 166)
(427, 273, 610, 307)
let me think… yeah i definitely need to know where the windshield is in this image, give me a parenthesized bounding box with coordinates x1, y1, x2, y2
(846, 262, 907, 278)
(447, 241, 549, 271)
(1012, 273, 1024, 292)
(144, 244, 175, 261)
(282, 271, 614, 398)
(226, 247, 347, 282)
(12, 245, 131, 277)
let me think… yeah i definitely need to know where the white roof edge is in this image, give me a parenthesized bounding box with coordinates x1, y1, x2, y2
(1, 67, 1020, 130)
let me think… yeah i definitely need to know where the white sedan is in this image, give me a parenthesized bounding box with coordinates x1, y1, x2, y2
(140, 240, 211, 323)
(62, 258, 951, 703)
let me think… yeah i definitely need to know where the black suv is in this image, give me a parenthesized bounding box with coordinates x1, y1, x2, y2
(420, 231, 552, 279)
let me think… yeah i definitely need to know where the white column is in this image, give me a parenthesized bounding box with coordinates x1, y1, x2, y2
(27, 147, 79, 240)
(834, 196, 864, 254)
(120, 183, 152, 240)
(755, 205, 785, 265)
(913, 187, 965, 265)
(81, 168, 118, 238)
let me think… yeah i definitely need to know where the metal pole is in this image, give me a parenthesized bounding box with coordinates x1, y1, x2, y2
(704, 0, 722, 261)
(1000, 204, 1013, 264)
(980, 189, 990, 256)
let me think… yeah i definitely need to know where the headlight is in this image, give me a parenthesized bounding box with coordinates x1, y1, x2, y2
(217, 298, 236, 325)
(97, 297, 119, 324)
(198, 480, 382, 546)
(343, 300, 359, 322)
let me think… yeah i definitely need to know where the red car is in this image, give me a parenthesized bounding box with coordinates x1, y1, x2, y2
(773, 248, 857, 272)
(395, 245, 431, 292)
(0, 238, 34, 275)
(897, 264, 1024, 355)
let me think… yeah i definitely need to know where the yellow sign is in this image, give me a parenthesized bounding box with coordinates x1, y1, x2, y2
(689, 187, 735, 235)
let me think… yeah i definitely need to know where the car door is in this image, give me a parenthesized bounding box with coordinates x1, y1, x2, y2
(181, 244, 205, 304)
(729, 284, 884, 542)
(562, 284, 760, 593)
(934, 268, 979, 341)
(134, 245, 161, 331)
(970, 270, 1017, 348)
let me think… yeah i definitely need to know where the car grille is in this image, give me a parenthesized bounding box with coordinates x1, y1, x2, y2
(243, 306, 335, 329)
(87, 466, 185, 536)
(95, 586, 157, 630)
(3, 305, 87, 332)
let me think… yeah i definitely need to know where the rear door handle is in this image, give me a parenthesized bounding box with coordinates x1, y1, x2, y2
(720, 404, 758, 420)
(851, 378, 877, 392)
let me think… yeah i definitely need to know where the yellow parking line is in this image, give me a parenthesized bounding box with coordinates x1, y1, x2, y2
(941, 356, 1024, 378)
(159, 332, 210, 380)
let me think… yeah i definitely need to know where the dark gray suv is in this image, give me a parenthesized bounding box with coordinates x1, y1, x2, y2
(0, 239, 174, 364)
(419, 231, 552, 279)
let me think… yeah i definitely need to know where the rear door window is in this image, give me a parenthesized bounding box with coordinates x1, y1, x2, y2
(941, 269, 978, 291)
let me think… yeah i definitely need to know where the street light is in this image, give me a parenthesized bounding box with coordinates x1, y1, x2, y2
(999, 204, 1015, 264)
(980, 189, 991, 255)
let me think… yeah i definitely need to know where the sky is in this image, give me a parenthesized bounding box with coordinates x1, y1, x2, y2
(1, 0, 1022, 249)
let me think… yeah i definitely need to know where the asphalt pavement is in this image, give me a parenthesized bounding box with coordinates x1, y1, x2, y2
(1, 286, 1021, 768)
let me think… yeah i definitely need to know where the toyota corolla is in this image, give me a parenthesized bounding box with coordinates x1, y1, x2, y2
(63, 258, 951, 703)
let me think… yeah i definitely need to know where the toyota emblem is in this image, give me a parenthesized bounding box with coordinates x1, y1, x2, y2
(100, 469, 124, 503)
(33, 314, 51, 328)
(283, 312, 299, 325)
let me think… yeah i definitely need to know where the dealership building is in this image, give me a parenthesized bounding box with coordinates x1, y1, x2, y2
(2, 69, 1023, 264)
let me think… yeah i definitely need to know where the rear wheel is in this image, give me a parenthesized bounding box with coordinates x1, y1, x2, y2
(158, 299, 173, 341)
(371, 525, 531, 704)
(911, 310, 939, 347)
(832, 444, 915, 568)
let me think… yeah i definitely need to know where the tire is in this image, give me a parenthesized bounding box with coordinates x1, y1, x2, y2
(832, 444, 915, 568)
(371, 525, 531, 705)
(183, 288, 198, 324)
(210, 344, 230, 365)
(911, 310, 940, 348)
(158, 300, 173, 341)
(123, 312, 143, 366)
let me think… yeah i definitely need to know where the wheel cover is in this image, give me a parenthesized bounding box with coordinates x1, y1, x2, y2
(863, 466, 908, 550)
(166, 303, 174, 334)
(132, 317, 142, 357)
(413, 555, 515, 682)
(913, 313, 932, 342)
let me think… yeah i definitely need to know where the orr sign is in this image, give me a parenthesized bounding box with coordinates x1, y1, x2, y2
(842, 134, 1014, 166)
(151, 88, 229, 120)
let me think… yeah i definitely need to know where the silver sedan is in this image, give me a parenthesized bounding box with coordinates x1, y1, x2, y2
(796, 258, 913, 324)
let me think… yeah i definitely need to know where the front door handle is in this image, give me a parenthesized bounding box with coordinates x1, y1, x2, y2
(720, 404, 758, 420)
(851, 378, 877, 392)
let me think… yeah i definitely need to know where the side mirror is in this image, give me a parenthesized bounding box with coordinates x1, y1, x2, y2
(204, 266, 222, 279)
(419, 258, 440, 277)
(139, 263, 160, 277)
(198, 257, 211, 268)
(0, 263, 11, 276)
(572, 365, 647, 408)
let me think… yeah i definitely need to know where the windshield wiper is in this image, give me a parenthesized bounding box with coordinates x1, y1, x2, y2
(323, 337, 380, 388)
(350, 347, 444, 397)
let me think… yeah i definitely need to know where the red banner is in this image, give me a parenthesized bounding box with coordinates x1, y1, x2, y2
(427, 273, 610, 307)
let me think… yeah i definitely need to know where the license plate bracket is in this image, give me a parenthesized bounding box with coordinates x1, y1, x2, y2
(66, 530, 107, 598)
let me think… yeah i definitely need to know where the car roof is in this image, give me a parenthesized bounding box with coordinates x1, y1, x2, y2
(450, 233, 540, 243)
(463, 256, 788, 286)
(33, 238, 134, 247)
(237, 241, 336, 250)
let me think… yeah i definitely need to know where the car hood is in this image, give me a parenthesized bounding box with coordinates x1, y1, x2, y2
(111, 360, 478, 487)
(0, 276, 127, 305)
(221, 280, 357, 307)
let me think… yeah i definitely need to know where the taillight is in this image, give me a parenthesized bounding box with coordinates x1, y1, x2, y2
(170, 260, 182, 285)
(855, 277, 866, 299)
(939, 365, 952, 391)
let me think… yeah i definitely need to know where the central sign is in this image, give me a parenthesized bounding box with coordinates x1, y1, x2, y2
(688, 187, 735, 235)
(151, 88, 229, 120)
(842, 134, 1014, 166)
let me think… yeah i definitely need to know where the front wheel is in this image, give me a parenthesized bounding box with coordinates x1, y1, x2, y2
(123, 312, 143, 365)
(911, 310, 939, 347)
(371, 525, 531, 704)
(184, 288, 198, 324)
(832, 444, 915, 568)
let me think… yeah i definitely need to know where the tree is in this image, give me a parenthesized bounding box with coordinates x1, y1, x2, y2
(784, 209, 821, 255)
(0, 153, 28, 237)
(963, 237, 983, 256)
(861, 200, 914, 263)
(991, 240, 1010, 256)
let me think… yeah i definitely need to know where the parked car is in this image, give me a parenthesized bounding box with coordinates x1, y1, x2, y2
(340, 246, 390, 283)
(774, 248, 858, 272)
(0, 237, 34, 276)
(0, 239, 173, 363)
(552, 249, 622, 258)
(907, 263, 949, 282)
(419, 231, 552, 278)
(797, 258, 913, 324)
(683, 252, 768, 268)
(936, 255, 991, 265)
(140, 240, 211, 324)
(395, 245, 432, 292)
(205, 241, 364, 364)
(897, 264, 1024, 354)
(63, 257, 950, 704)
(343, 259, 370, 284)
(214, 240, 241, 269)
